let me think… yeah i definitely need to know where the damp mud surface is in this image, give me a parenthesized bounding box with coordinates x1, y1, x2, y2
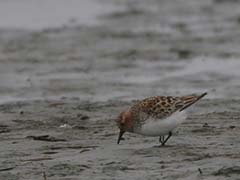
(0, 0, 240, 179)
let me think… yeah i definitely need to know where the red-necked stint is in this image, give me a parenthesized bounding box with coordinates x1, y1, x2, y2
(117, 92, 207, 146)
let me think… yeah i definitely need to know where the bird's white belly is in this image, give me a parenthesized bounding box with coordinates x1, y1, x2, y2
(138, 111, 187, 136)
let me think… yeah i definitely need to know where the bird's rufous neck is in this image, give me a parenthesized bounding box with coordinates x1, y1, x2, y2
(122, 110, 134, 132)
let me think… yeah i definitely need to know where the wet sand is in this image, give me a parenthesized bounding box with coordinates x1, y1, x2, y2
(0, 0, 240, 179)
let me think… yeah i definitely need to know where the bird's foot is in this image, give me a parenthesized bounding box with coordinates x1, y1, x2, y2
(159, 136, 165, 145)
(158, 132, 172, 146)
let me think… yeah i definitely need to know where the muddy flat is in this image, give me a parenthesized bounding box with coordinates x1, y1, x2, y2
(0, 0, 240, 179)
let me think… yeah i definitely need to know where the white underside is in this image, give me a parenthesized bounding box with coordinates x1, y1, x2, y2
(136, 111, 187, 136)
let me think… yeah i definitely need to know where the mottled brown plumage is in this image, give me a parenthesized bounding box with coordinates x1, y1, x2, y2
(131, 94, 205, 118)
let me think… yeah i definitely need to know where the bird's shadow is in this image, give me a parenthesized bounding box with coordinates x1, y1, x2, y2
(152, 144, 174, 148)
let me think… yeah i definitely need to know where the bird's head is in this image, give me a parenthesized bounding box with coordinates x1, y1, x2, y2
(116, 110, 133, 144)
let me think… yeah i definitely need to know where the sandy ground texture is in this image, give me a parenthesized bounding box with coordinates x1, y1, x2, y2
(0, 0, 240, 179)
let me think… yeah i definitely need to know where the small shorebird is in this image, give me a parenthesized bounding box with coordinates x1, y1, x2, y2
(117, 92, 207, 146)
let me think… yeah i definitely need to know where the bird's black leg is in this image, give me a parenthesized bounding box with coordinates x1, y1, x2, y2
(161, 132, 172, 146)
(159, 136, 165, 144)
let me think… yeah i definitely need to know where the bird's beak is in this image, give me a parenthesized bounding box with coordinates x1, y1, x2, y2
(117, 130, 125, 144)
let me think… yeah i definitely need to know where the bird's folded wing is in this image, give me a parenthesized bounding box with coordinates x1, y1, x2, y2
(131, 93, 207, 120)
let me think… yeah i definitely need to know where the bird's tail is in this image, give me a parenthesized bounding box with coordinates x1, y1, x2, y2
(179, 92, 207, 111)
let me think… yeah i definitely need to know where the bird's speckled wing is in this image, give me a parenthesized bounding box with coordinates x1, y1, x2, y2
(131, 93, 207, 121)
